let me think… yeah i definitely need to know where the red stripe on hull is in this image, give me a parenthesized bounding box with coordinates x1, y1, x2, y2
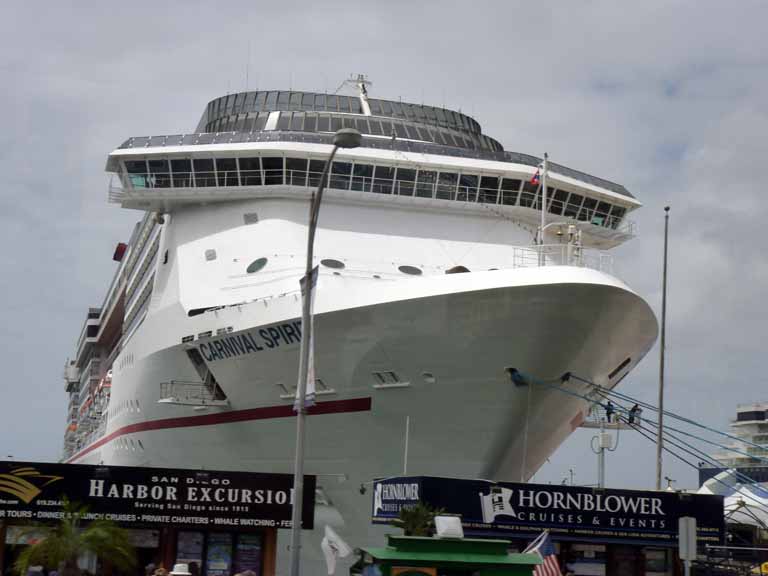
(67, 397, 372, 463)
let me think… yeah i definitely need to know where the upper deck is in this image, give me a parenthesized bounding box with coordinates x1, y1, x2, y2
(105, 90, 640, 249)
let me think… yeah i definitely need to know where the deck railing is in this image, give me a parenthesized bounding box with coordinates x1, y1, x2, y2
(110, 168, 634, 235)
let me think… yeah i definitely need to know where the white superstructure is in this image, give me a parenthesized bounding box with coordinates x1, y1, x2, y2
(63, 83, 658, 572)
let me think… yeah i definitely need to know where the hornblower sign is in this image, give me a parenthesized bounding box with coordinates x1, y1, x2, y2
(372, 476, 724, 547)
(0, 461, 315, 530)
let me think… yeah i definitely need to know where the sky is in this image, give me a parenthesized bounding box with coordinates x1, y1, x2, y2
(1, 0, 766, 491)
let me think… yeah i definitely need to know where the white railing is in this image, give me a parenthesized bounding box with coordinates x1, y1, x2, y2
(158, 380, 229, 407)
(512, 244, 614, 274)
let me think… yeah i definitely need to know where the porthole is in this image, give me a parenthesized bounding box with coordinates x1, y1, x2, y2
(320, 258, 345, 270)
(398, 265, 423, 276)
(246, 257, 268, 274)
(205, 249, 217, 261)
(445, 265, 470, 274)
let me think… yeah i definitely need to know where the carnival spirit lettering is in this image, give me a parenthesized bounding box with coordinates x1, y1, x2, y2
(88, 480, 294, 505)
(197, 322, 302, 362)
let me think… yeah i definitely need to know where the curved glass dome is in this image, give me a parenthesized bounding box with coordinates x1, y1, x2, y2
(194, 90, 504, 153)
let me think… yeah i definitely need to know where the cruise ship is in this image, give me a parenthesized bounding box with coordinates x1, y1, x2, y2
(699, 402, 768, 486)
(62, 78, 658, 572)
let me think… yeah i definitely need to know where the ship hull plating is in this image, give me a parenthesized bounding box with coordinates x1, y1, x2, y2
(70, 269, 657, 571)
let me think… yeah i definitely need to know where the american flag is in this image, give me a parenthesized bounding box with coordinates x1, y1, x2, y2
(523, 530, 561, 576)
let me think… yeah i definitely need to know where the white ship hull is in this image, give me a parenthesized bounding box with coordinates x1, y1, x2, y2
(69, 265, 656, 572)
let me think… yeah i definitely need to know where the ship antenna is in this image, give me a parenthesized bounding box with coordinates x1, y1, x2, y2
(335, 73, 373, 115)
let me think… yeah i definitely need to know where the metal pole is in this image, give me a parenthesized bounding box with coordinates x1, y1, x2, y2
(288, 145, 339, 576)
(403, 416, 410, 475)
(541, 153, 548, 245)
(598, 419, 605, 489)
(656, 206, 670, 490)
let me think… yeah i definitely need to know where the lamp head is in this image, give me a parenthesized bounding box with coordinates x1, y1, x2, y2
(334, 128, 362, 149)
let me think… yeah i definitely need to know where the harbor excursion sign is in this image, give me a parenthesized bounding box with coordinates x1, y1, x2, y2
(0, 461, 315, 530)
(372, 476, 724, 547)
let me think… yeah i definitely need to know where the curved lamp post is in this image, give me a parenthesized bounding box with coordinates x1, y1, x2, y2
(289, 128, 362, 576)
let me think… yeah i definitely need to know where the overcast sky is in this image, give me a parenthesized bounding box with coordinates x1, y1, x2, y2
(1, 0, 766, 491)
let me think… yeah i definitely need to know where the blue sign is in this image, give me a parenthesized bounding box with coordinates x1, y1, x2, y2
(372, 476, 724, 548)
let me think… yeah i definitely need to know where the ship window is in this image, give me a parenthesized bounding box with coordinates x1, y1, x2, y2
(239, 157, 262, 186)
(436, 172, 457, 200)
(415, 170, 437, 198)
(304, 113, 317, 132)
(216, 158, 239, 186)
(234, 114, 247, 132)
(326, 95, 338, 111)
(321, 259, 345, 269)
(253, 113, 268, 131)
(286, 158, 308, 187)
(479, 176, 500, 204)
(398, 265, 422, 276)
(564, 194, 583, 218)
(579, 197, 597, 221)
(391, 101, 404, 117)
(549, 189, 568, 215)
(519, 180, 538, 207)
(593, 201, 611, 226)
(337, 96, 351, 112)
(395, 168, 416, 196)
(380, 121, 394, 137)
(309, 160, 325, 187)
(315, 94, 326, 109)
(342, 116, 354, 129)
(355, 117, 369, 134)
(372, 165, 395, 194)
(369, 100, 382, 114)
(393, 123, 407, 139)
(317, 114, 330, 132)
(290, 112, 304, 131)
(243, 113, 256, 132)
(611, 206, 627, 229)
(262, 157, 284, 185)
(171, 159, 192, 188)
(246, 257, 268, 274)
(277, 92, 290, 107)
(368, 120, 382, 135)
(125, 160, 147, 177)
(277, 112, 291, 130)
(330, 162, 352, 189)
(148, 159, 171, 188)
(351, 163, 373, 192)
(500, 178, 521, 205)
(290, 92, 302, 110)
(350, 98, 362, 114)
(435, 108, 447, 123)
(193, 159, 216, 187)
(413, 106, 425, 120)
(457, 174, 478, 202)
(265, 91, 278, 109)
(302, 93, 314, 107)
(380, 100, 392, 115)
(255, 91, 267, 107)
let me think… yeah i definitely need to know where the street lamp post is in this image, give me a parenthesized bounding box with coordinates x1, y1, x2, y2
(288, 128, 362, 576)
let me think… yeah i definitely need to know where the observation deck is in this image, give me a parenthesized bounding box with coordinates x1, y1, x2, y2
(106, 89, 640, 248)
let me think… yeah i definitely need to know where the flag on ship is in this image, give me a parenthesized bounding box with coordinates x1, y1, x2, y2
(523, 530, 561, 576)
(530, 168, 541, 186)
(295, 266, 319, 411)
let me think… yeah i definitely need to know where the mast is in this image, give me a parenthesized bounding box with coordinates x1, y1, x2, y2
(656, 206, 670, 490)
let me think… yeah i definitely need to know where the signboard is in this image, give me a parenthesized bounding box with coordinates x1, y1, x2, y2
(372, 476, 724, 547)
(0, 461, 315, 530)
